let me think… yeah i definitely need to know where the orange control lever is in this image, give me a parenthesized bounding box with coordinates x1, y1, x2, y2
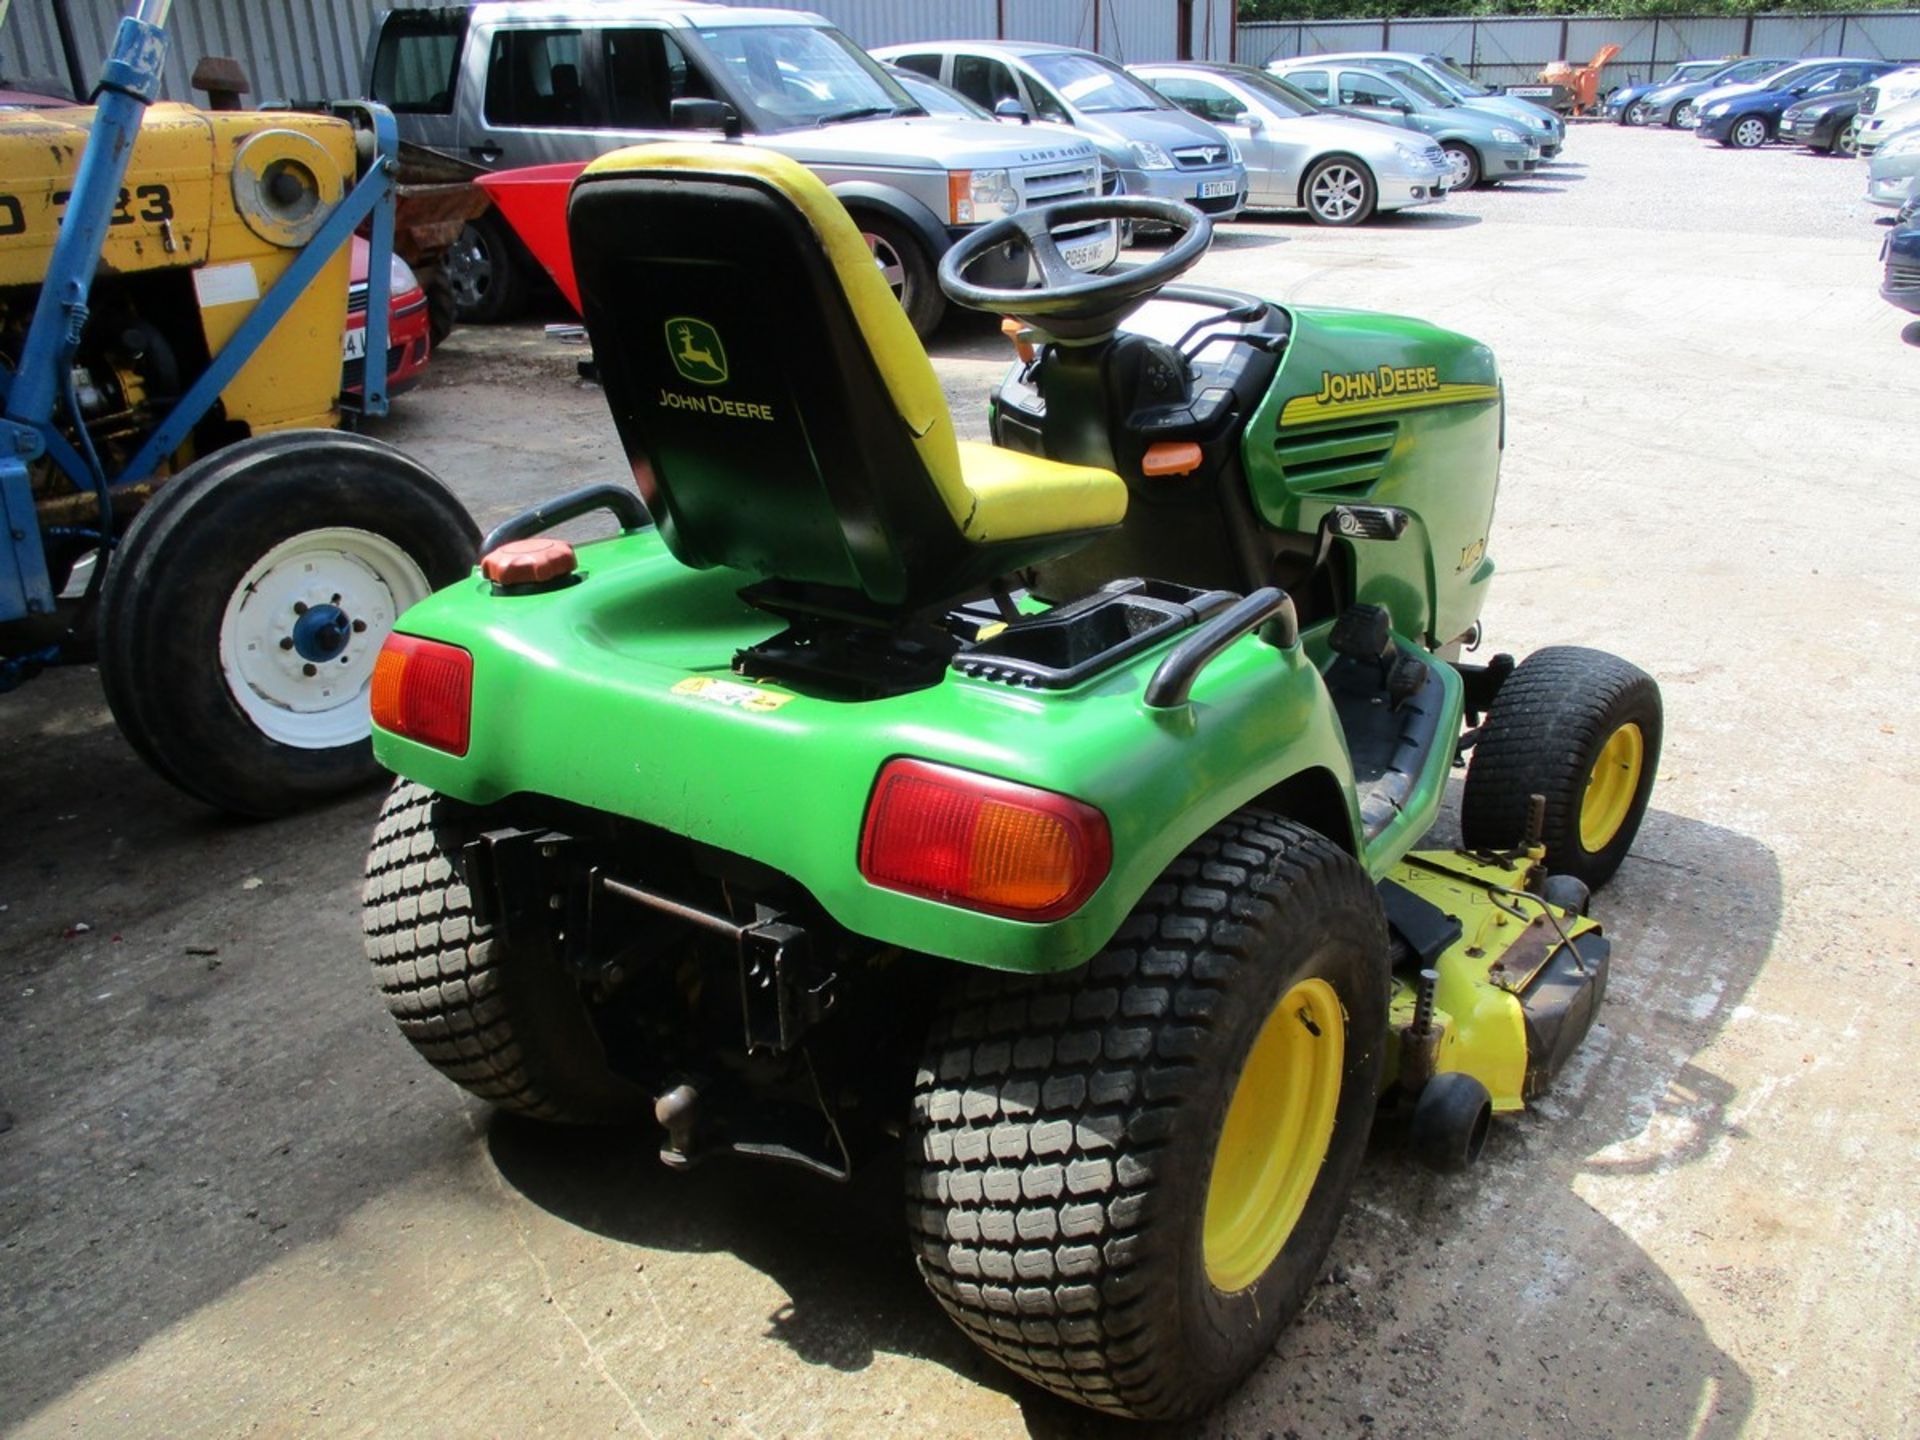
(1141, 442, 1204, 478)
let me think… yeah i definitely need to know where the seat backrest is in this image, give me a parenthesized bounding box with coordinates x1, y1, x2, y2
(568, 143, 975, 607)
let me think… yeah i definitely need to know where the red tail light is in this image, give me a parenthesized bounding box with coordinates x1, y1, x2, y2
(370, 633, 472, 756)
(859, 759, 1111, 922)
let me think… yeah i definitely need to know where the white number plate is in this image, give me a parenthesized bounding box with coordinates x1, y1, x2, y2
(1061, 236, 1108, 271)
(342, 326, 368, 362)
(1197, 179, 1238, 199)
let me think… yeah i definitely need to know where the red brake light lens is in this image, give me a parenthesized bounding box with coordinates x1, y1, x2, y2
(370, 633, 473, 756)
(859, 759, 1112, 922)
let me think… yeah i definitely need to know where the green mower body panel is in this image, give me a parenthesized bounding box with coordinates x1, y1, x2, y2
(376, 526, 1475, 974)
(1244, 306, 1503, 650)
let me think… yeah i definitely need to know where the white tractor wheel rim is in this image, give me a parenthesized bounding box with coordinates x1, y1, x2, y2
(219, 526, 431, 751)
(1311, 164, 1365, 220)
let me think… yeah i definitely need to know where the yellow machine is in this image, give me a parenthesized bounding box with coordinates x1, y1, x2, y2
(0, 102, 357, 515)
(1, 42, 475, 818)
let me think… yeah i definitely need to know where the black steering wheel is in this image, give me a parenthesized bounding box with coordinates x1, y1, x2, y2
(937, 196, 1213, 341)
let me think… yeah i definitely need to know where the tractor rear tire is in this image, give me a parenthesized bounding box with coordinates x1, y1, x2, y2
(907, 812, 1389, 1420)
(1460, 646, 1663, 891)
(97, 431, 477, 816)
(363, 780, 650, 1124)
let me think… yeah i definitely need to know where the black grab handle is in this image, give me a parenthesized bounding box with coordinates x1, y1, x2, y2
(481, 483, 651, 554)
(1143, 587, 1297, 710)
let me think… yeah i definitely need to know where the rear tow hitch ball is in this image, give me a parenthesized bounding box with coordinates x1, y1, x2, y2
(1410, 1071, 1494, 1173)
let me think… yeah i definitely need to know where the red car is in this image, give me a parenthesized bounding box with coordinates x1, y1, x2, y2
(344, 234, 431, 400)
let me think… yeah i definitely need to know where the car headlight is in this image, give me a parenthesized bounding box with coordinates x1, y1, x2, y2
(1881, 130, 1920, 158)
(948, 168, 1019, 224)
(1702, 102, 1730, 117)
(1130, 140, 1175, 170)
(1392, 141, 1424, 164)
(1493, 127, 1521, 144)
(388, 253, 420, 297)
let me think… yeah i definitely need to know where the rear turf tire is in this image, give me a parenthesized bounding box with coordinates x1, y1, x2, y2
(362, 780, 649, 1124)
(1460, 646, 1663, 891)
(907, 812, 1389, 1419)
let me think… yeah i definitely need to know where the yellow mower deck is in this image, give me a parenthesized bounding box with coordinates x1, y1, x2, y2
(1384, 848, 1609, 1112)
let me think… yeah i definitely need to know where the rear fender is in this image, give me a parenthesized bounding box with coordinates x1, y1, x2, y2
(374, 530, 1364, 974)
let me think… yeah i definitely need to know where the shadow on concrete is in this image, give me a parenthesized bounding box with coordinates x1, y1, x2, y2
(486, 793, 1778, 1438)
(1380, 211, 1484, 229)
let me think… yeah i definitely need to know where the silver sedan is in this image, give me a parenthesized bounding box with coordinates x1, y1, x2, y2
(1131, 61, 1451, 225)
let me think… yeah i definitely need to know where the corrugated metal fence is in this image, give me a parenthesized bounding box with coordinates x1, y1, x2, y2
(0, 0, 1229, 101)
(1239, 11, 1920, 91)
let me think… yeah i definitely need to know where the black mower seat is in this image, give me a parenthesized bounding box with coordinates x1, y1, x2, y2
(568, 143, 1126, 610)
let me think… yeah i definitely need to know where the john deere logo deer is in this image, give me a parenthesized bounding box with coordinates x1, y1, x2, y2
(667, 318, 728, 385)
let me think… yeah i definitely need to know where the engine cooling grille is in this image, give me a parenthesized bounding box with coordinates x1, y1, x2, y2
(1272, 420, 1399, 497)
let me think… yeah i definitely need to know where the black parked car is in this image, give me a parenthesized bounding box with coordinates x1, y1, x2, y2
(1883, 208, 1920, 314)
(1779, 86, 1872, 155)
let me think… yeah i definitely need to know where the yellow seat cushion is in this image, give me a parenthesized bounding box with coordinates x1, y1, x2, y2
(953, 440, 1127, 542)
(583, 143, 1126, 548)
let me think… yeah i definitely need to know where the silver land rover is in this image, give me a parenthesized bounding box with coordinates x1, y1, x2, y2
(367, 2, 1117, 335)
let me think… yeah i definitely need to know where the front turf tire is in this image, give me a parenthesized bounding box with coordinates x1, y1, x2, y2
(1460, 646, 1663, 891)
(907, 813, 1389, 1419)
(363, 781, 649, 1124)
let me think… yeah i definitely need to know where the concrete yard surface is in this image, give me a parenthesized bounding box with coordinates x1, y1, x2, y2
(2, 124, 1917, 1438)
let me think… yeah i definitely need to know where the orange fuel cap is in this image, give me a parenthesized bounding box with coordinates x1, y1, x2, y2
(482, 537, 577, 586)
(1142, 442, 1203, 478)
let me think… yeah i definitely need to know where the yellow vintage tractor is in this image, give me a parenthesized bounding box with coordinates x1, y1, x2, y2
(0, 1, 476, 815)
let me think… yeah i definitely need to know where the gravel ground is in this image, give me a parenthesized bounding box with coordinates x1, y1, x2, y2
(2, 118, 1916, 1439)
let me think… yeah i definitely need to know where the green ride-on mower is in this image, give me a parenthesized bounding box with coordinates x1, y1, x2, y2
(361, 144, 1662, 1419)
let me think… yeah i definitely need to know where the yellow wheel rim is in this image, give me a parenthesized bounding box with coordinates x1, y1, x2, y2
(1203, 977, 1346, 1293)
(1579, 722, 1645, 852)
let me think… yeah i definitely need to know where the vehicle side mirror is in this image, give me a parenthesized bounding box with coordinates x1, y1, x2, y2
(1388, 97, 1412, 112)
(671, 97, 742, 137)
(1240, 110, 1263, 130)
(993, 98, 1032, 124)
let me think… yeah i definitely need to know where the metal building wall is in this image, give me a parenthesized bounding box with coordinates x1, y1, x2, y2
(1, 0, 1231, 102)
(0, 0, 408, 102)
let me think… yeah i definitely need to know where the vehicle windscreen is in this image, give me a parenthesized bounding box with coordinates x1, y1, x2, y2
(1230, 68, 1323, 117)
(1396, 68, 1457, 108)
(1712, 59, 1779, 86)
(1027, 53, 1169, 113)
(691, 24, 915, 130)
(1427, 55, 1492, 96)
(893, 70, 987, 120)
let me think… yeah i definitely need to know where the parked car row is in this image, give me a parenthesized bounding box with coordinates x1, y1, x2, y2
(368, 7, 1578, 333)
(1598, 51, 1920, 323)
